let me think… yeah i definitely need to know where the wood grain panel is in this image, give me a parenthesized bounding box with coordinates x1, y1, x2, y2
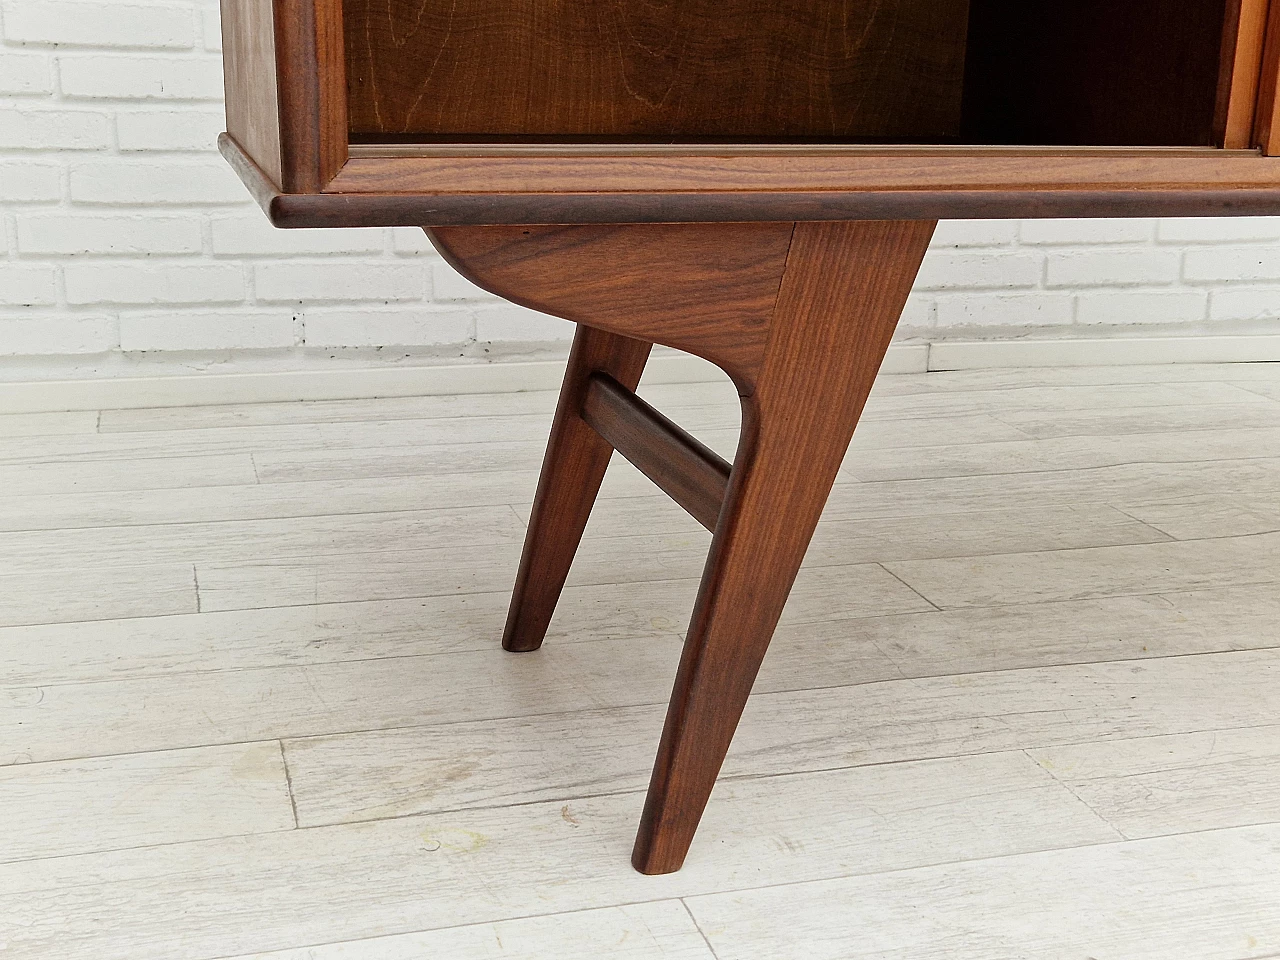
(219, 0, 282, 186)
(1216, 0, 1271, 147)
(1255, 0, 1280, 153)
(274, 0, 349, 190)
(343, 0, 972, 141)
(331, 148, 1280, 196)
(428, 223, 794, 386)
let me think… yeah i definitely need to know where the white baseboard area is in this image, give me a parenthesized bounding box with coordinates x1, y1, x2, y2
(0, 352, 722, 414)
(0, 336, 1276, 413)
(927, 335, 1280, 371)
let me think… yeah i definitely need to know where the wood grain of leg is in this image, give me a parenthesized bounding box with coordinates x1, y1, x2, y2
(500, 325, 652, 652)
(634, 220, 936, 873)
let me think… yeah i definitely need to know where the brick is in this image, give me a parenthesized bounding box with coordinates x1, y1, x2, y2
(3, 2, 195, 48)
(59, 55, 223, 100)
(1209, 287, 1280, 322)
(432, 262, 499, 300)
(0, 266, 59, 306)
(254, 262, 426, 302)
(17, 214, 202, 256)
(1076, 289, 1208, 325)
(0, 162, 61, 202)
(0, 107, 110, 150)
(1020, 218, 1155, 245)
(120, 311, 296, 351)
(914, 252, 1043, 291)
(393, 228, 437, 254)
(211, 215, 386, 256)
(303, 307, 473, 347)
(65, 263, 244, 305)
(1184, 247, 1280, 283)
(1159, 218, 1280, 243)
(116, 109, 224, 151)
(935, 292, 1074, 328)
(69, 160, 250, 205)
(0, 52, 53, 95)
(475, 303, 575, 342)
(896, 293, 934, 329)
(1045, 250, 1180, 288)
(202, 6, 222, 52)
(0, 315, 116, 354)
(931, 221, 1019, 248)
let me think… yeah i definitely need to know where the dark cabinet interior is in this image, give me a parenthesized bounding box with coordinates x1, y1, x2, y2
(962, 0, 1231, 147)
(343, 0, 1236, 147)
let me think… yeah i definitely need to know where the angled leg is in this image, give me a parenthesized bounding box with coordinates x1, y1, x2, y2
(503, 324, 652, 652)
(427, 220, 935, 873)
(427, 221, 795, 654)
(632, 220, 936, 873)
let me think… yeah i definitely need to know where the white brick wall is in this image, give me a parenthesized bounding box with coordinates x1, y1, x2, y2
(2, 0, 1280, 373)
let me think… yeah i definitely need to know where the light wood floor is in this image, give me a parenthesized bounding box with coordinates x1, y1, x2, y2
(2, 363, 1280, 959)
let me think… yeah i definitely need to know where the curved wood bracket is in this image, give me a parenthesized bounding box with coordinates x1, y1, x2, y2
(426, 219, 936, 874)
(429, 222, 794, 389)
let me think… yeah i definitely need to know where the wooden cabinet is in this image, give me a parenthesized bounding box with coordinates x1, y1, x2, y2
(218, 0, 1280, 876)
(221, 0, 1280, 223)
(344, 0, 972, 143)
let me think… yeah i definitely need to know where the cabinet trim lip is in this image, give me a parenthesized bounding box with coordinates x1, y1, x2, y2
(220, 133, 1280, 228)
(347, 143, 1255, 159)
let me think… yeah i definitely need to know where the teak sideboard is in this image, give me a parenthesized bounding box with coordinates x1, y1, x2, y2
(219, 0, 1280, 874)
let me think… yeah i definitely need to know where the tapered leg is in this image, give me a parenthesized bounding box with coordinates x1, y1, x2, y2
(632, 220, 936, 873)
(502, 324, 652, 652)
(428, 220, 935, 872)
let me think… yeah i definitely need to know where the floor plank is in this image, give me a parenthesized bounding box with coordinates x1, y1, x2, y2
(858, 379, 1266, 421)
(686, 823, 1280, 960)
(845, 424, 1280, 482)
(1120, 493, 1280, 540)
(56, 404, 777, 462)
(0, 507, 526, 569)
(0, 635, 685, 764)
(0, 582, 696, 686)
(0, 410, 99, 437)
(97, 391, 563, 432)
(10, 454, 1280, 536)
(2, 417, 561, 464)
(1031, 725, 1280, 839)
(0, 751, 1113, 960)
(769, 584, 1280, 679)
(0, 741, 294, 863)
(562, 504, 1167, 587)
(885, 531, 1280, 607)
(0, 454, 257, 497)
(0, 562, 196, 627)
(280, 649, 1280, 829)
(868, 362, 1280, 392)
(995, 401, 1280, 440)
(29, 570, 1279, 689)
(6, 365, 1280, 959)
(216, 900, 717, 960)
(549, 457, 1280, 537)
(170, 502, 1164, 613)
(192, 546, 929, 616)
